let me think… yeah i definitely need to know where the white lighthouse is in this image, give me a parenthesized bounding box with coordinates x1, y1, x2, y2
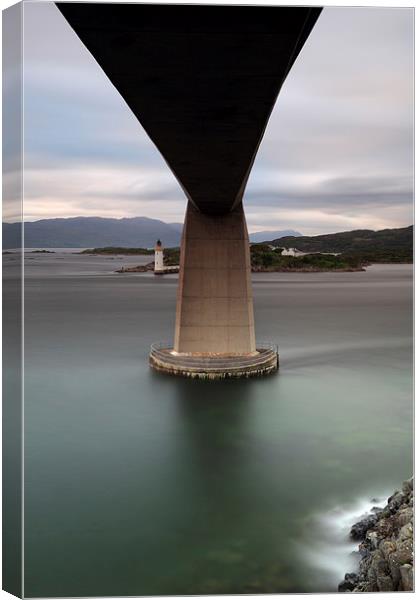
(154, 239, 164, 274)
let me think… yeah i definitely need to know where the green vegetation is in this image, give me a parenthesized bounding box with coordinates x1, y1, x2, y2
(80, 247, 154, 255)
(81, 226, 413, 272)
(341, 249, 413, 264)
(250, 245, 364, 271)
(268, 225, 413, 264)
(155, 244, 364, 271)
(150, 231, 410, 270)
(163, 247, 180, 265)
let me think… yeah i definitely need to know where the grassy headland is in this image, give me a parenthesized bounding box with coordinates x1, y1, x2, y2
(250, 245, 364, 271)
(162, 247, 181, 266)
(268, 225, 413, 264)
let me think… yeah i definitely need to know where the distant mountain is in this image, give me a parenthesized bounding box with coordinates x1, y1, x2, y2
(268, 226, 413, 263)
(2, 217, 412, 262)
(249, 229, 302, 243)
(2, 217, 301, 249)
(2, 217, 183, 249)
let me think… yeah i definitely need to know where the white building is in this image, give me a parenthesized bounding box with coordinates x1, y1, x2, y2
(281, 247, 306, 257)
(154, 239, 164, 273)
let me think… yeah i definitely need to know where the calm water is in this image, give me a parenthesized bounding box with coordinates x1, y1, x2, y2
(5, 252, 413, 596)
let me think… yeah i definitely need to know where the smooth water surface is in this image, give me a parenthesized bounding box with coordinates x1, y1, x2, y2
(5, 252, 412, 596)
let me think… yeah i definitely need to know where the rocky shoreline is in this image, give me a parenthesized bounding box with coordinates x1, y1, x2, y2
(116, 262, 154, 273)
(251, 265, 365, 273)
(339, 478, 413, 592)
(115, 263, 365, 274)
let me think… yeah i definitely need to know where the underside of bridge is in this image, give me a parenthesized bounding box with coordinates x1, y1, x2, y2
(57, 3, 321, 377)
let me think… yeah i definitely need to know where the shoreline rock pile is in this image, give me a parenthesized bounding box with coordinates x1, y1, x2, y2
(339, 478, 413, 592)
(116, 262, 154, 273)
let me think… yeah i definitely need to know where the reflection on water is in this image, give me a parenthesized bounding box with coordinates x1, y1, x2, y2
(9, 253, 412, 597)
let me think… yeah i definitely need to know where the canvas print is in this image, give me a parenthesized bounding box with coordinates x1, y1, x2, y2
(2, 1, 413, 597)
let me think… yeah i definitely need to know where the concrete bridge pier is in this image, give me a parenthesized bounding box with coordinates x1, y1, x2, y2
(150, 202, 279, 378)
(174, 202, 255, 356)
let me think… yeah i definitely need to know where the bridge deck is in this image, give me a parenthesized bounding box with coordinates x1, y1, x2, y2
(56, 3, 321, 215)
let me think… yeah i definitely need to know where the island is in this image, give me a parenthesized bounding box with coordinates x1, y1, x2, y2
(79, 246, 154, 255)
(111, 245, 365, 273)
(78, 225, 413, 274)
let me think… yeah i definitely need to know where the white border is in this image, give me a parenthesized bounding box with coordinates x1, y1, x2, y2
(0, 2, 415, 600)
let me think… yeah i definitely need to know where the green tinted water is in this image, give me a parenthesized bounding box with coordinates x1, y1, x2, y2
(13, 254, 412, 596)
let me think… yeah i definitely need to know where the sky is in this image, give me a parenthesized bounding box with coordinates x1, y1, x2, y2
(3, 2, 414, 235)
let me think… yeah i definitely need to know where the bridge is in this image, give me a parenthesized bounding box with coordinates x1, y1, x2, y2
(57, 3, 322, 377)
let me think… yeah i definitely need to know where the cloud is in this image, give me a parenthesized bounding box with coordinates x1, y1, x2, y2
(19, 164, 187, 222)
(3, 2, 413, 235)
(244, 6, 413, 232)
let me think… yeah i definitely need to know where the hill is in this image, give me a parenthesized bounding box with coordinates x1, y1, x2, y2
(2, 217, 183, 249)
(2, 216, 300, 249)
(268, 226, 413, 263)
(249, 229, 302, 243)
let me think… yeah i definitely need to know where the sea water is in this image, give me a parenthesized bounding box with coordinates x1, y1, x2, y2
(3, 252, 412, 596)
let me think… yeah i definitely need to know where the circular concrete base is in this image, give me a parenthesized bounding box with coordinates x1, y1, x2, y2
(149, 345, 279, 379)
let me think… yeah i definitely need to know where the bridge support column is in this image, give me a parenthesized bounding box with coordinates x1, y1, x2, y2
(149, 203, 278, 378)
(174, 202, 256, 355)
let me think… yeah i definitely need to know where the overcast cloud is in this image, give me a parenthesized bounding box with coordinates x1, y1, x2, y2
(4, 2, 413, 234)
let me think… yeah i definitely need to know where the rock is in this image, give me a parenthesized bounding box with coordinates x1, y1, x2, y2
(388, 492, 405, 513)
(392, 540, 413, 566)
(363, 581, 377, 592)
(371, 506, 383, 514)
(388, 490, 399, 503)
(341, 479, 414, 593)
(398, 523, 413, 541)
(366, 531, 379, 549)
(375, 517, 394, 538)
(400, 564, 413, 591)
(380, 506, 391, 518)
(379, 539, 397, 561)
(389, 559, 401, 587)
(396, 507, 413, 528)
(367, 551, 388, 579)
(337, 581, 352, 592)
(388, 543, 414, 587)
(350, 514, 378, 540)
(376, 575, 394, 592)
(338, 573, 359, 592)
(402, 478, 413, 495)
